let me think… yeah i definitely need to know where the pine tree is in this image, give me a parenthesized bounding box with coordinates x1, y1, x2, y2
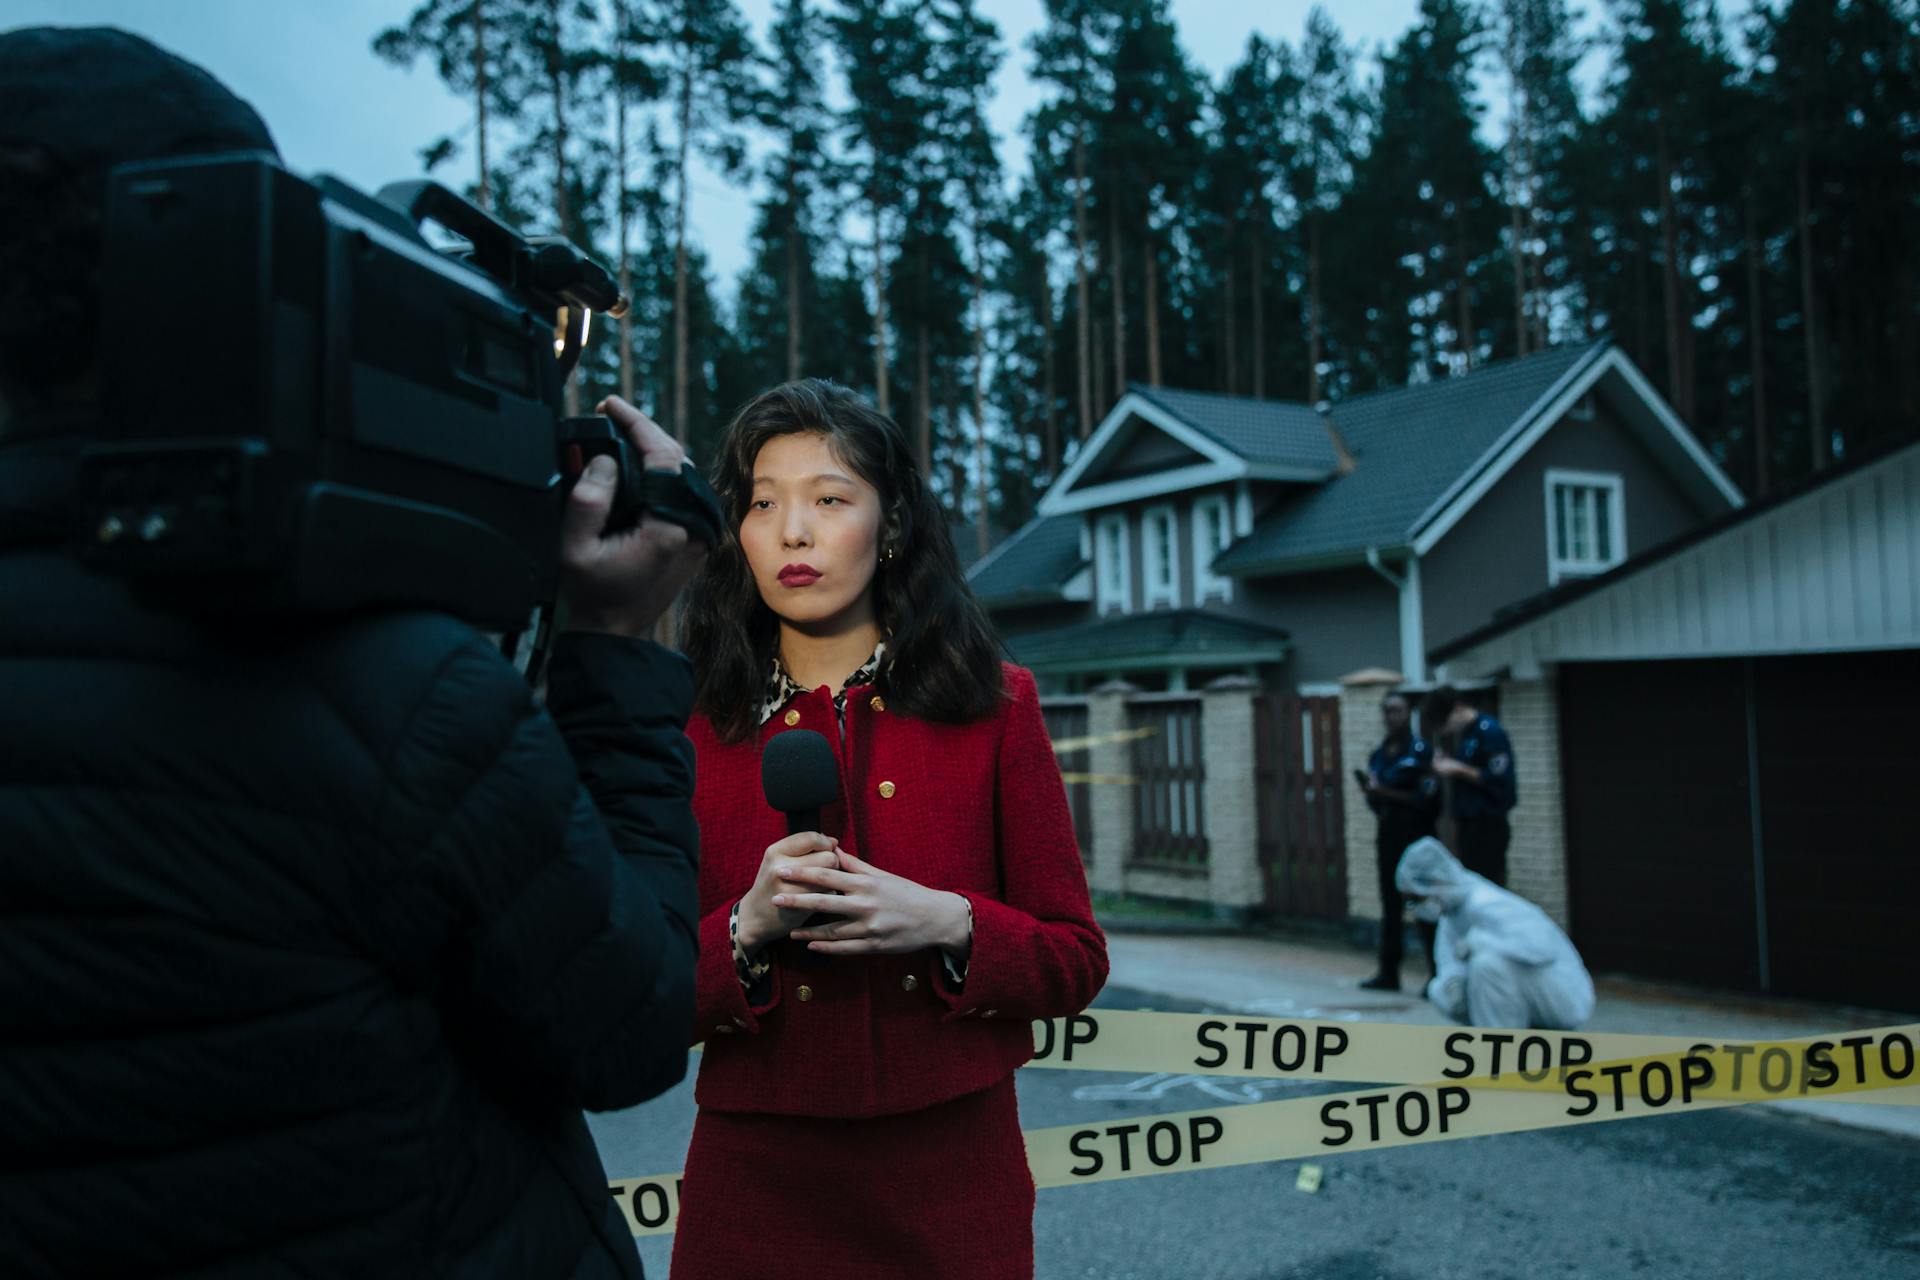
(374, 0, 530, 212)
(1341, 0, 1503, 383)
(832, 0, 936, 420)
(1497, 0, 1586, 355)
(1030, 0, 1120, 438)
(1280, 7, 1368, 401)
(660, 0, 758, 441)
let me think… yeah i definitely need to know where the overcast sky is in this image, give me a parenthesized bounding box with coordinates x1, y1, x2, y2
(7, 1, 1601, 298)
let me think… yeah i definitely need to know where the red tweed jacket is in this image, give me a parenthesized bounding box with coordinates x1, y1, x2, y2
(686, 662, 1107, 1119)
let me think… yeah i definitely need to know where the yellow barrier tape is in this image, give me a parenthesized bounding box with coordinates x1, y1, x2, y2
(615, 1013, 1920, 1236)
(1022, 1009, 1920, 1103)
(1049, 726, 1157, 754)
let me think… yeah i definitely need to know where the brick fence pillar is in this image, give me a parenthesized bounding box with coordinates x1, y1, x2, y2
(1084, 679, 1136, 898)
(1200, 675, 1262, 925)
(1336, 668, 1403, 925)
(1497, 673, 1570, 929)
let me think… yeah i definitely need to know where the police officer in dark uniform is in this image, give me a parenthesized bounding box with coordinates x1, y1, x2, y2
(1359, 691, 1439, 991)
(1425, 686, 1518, 886)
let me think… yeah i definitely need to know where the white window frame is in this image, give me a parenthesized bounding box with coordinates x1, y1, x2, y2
(1141, 504, 1180, 609)
(1095, 512, 1132, 614)
(1544, 468, 1627, 585)
(1191, 493, 1234, 605)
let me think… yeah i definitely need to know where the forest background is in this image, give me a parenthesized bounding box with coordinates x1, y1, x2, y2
(268, 1, 1920, 546)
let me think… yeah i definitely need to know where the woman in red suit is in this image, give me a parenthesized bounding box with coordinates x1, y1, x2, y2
(670, 380, 1107, 1278)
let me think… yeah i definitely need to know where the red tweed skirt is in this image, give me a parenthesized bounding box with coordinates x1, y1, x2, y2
(669, 1077, 1034, 1279)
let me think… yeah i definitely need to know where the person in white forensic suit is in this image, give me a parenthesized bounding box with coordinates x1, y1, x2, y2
(1395, 837, 1594, 1030)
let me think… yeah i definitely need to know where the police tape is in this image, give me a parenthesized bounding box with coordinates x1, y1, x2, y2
(1048, 726, 1157, 754)
(608, 1013, 1920, 1236)
(1020, 1008, 1920, 1104)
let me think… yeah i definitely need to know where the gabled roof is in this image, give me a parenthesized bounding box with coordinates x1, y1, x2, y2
(1433, 434, 1920, 671)
(967, 513, 1084, 608)
(1215, 342, 1610, 574)
(1127, 385, 1343, 473)
(977, 341, 1747, 604)
(1003, 608, 1290, 675)
(1036, 385, 1343, 518)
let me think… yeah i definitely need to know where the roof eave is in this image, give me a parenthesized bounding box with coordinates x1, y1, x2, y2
(1216, 543, 1412, 579)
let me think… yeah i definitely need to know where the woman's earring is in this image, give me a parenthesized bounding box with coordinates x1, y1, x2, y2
(882, 543, 895, 562)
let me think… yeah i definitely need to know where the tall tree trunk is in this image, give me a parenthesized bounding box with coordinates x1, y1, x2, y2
(1511, 187, 1528, 358)
(916, 318, 931, 475)
(1222, 264, 1237, 392)
(1307, 212, 1324, 403)
(473, 0, 489, 211)
(1795, 116, 1827, 470)
(1633, 236, 1650, 371)
(1744, 180, 1768, 496)
(1072, 128, 1093, 438)
(550, 24, 578, 416)
(785, 158, 802, 382)
(1144, 235, 1162, 387)
(970, 233, 990, 561)
(1092, 311, 1108, 422)
(944, 389, 965, 512)
(1107, 200, 1126, 399)
(915, 232, 931, 473)
(673, 47, 693, 442)
(1040, 275, 1058, 476)
(1453, 207, 1475, 371)
(1655, 122, 1687, 422)
(615, 14, 633, 400)
(1250, 226, 1265, 399)
(871, 193, 890, 416)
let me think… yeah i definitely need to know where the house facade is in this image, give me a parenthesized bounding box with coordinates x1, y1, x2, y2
(973, 342, 1748, 934)
(973, 341, 1745, 693)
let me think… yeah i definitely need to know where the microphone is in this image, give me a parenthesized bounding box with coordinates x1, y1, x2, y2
(761, 728, 842, 935)
(761, 728, 838, 835)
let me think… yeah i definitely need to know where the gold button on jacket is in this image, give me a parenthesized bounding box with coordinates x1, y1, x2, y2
(900, 974, 919, 992)
(796, 984, 814, 1002)
(869, 695, 886, 711)
(783, 708, 801, 726)
(877, 780, 896, 799)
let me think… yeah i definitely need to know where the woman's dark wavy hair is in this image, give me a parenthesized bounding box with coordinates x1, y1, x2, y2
(682, 378, 1005, 742)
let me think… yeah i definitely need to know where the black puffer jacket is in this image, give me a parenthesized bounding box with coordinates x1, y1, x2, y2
(0, 437, 698, 1278)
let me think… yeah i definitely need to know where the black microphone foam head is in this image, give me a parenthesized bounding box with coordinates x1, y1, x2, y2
(761, 727, 839, 814)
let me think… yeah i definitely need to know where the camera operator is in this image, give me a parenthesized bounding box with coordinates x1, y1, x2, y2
(0, 27, 702, 1278)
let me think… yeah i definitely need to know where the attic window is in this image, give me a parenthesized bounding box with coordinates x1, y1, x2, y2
(1142, 506, 1179, 608)
(1545, 469, 1626, 585)
(1192, 494, 1233, 604)
(1095, 513, 1132, 614)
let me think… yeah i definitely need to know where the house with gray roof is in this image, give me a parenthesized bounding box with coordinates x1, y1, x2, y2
(971, 341, 1745, 693)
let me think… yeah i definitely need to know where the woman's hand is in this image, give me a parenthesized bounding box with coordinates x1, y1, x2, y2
(777, 851, 972, 958)
(734, 832, 842, 954)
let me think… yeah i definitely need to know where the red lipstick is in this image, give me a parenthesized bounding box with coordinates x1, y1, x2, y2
(778, 563, 822, 587)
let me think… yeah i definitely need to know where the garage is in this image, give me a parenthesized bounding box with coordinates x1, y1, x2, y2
(1436, 439, 1920, 1013)
(1560, 652, 1912, 1010)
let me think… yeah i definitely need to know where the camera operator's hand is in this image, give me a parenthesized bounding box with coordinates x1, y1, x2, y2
(559, 396, 705, 640)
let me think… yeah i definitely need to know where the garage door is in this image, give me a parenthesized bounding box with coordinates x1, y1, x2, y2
(1560, 652, 1914, 1012)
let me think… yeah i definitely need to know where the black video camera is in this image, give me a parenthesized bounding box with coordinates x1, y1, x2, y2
(77, 152, 670, 634)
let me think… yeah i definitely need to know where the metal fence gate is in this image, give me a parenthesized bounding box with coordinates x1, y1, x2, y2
(1254, 693, 1346, 919)
(1129, 697, 1207, 868)
(1040, 699, 1093, 866)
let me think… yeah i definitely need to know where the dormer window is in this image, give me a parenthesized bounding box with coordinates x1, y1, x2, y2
(1095, 513, 1131, 614)
(1545, 468, 1626, 584)
(1142, 505, 1179, 609)
(1192, 494, 1233, 604)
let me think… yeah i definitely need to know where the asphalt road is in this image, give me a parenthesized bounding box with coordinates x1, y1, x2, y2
(589, 984, 1920, 1279)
